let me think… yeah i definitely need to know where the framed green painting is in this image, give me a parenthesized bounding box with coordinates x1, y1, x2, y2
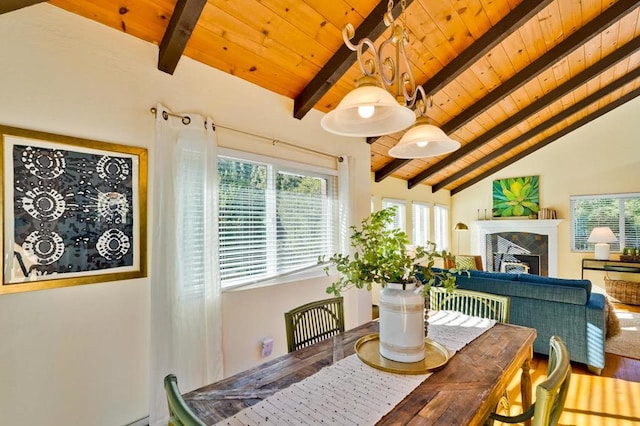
(492, 176, 539, 218)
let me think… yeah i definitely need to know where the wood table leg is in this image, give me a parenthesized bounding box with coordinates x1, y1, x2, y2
(521, 355, 533, 426)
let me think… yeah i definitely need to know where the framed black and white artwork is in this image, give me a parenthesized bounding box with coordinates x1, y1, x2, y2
(0, 125, 147, 294)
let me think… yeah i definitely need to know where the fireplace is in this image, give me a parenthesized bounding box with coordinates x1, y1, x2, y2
(488, 233, 546, 275)
(472, 219, 562, 277)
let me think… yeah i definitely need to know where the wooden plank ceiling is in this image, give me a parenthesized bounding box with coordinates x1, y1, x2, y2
(21, 0, 640, 193)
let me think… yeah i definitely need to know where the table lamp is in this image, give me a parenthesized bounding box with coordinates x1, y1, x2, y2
(587, 227, 617, 260)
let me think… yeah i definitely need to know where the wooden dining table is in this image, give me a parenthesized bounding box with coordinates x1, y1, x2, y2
(184, 319, 537, 426)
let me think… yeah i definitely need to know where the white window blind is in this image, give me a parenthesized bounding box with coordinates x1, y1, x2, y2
(412, 202, 431, 246)
(382, 198, 406, 232)
(571, 193, 640, 252)
(218, 155, 337, 287)
(434, 204, 449, 251)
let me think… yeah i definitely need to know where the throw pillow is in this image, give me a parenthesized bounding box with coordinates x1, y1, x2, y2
(456, 256, 478, 270)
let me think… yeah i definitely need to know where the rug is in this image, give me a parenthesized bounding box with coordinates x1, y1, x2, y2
(606, 306, 640, 360)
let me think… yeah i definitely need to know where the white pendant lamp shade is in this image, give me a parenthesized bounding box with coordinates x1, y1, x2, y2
(321, 77, 416, 137)
(388, 119, 460, 159)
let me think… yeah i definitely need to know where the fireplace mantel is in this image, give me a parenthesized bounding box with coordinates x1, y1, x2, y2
(471, 219, 562, 277)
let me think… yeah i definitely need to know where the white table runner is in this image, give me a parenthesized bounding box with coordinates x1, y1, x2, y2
(215, 311, 495, 426)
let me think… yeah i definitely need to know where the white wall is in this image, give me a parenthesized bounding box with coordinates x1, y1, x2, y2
(0, 4, 371, 425)
(451, 95, 640, 287)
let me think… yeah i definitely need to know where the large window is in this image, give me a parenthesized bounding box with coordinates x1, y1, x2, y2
(571, 193, 640, 252)
(382, 198, 406, 232)
(434, 204, 449, 251)
(218, 153, 338, 288)
(412, 202, 431, 246)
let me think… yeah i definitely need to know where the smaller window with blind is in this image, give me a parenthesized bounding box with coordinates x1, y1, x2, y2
(570, 193, 640, 252)
(434, 204, 450, 251)
(218, 153, 338, 288)
(412, 202, 431, 246)
(382, 198, 406, 232)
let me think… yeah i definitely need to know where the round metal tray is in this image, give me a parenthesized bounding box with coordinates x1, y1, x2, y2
(354, 333, 450, 374)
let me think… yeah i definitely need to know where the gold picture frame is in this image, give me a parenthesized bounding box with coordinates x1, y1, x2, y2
(0, 125, 147, 294)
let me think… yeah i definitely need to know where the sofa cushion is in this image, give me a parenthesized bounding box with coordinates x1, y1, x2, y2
(509, 280, 589, 305)
(453, 273, 518, 295)
(467, 269, 519, 281)
(426, 267, 517, 283)
(450, 270, 590, 305)
(517, 274, 591, 299)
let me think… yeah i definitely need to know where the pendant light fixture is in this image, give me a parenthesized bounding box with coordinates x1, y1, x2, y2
(321, 0, 459, 159)
(321, 0, 419, 137)
(320, 76, 415, 137)
(388, 117, 460, 158)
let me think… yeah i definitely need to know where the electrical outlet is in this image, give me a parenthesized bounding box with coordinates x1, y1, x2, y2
(261, 337, 274, 357)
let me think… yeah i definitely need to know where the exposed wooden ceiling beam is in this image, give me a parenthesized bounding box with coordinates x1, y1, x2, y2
(158, 0, 207, 75)
(293, 0, 414, 120)
(0, 0, 46, 14)
(368, 0, 552, 146)
(430, 38, 640, 192)
(395, 0, 640, 186)
(374, 157, 414, 182)
(449, 85, 640, 196)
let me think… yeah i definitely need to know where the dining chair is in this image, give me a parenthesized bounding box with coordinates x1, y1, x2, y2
(164, 374, 206, 426)
(429, 287, 510, 323)
(285, 296, 345, 352)
(430, 287, 511, 415)
(486, 336, 572, 426)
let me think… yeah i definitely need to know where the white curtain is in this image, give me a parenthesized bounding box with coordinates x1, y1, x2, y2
(149, 104, 223, 425)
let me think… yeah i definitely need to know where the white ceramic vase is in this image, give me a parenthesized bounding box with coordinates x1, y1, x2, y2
(378, 282, 426, 362)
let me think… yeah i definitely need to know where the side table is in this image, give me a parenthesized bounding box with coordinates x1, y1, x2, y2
(582, 258, 640, 305)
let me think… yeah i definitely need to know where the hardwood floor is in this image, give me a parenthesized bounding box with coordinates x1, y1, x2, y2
(498, 303, 640, 426)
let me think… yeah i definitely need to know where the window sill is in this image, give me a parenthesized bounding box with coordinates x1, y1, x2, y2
(221, 264, 331, 293)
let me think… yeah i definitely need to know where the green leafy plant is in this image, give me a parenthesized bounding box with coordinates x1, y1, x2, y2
(492, 176, 540, 218)
(319, 207, 457, 297)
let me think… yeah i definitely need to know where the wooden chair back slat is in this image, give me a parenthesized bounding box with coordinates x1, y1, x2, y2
(285, 297, 345, 352)
(429, 287, 510, 323)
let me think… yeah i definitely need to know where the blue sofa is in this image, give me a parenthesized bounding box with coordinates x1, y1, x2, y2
(430, 268, 607, 374)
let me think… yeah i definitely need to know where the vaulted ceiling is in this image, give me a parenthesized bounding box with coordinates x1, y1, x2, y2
(5, 0, 640, 194)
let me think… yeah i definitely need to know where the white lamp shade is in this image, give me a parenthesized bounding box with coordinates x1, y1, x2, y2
(587, 227, 618, 243)
(321, 84, 416, 137)
(388, 121, 460, 158)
